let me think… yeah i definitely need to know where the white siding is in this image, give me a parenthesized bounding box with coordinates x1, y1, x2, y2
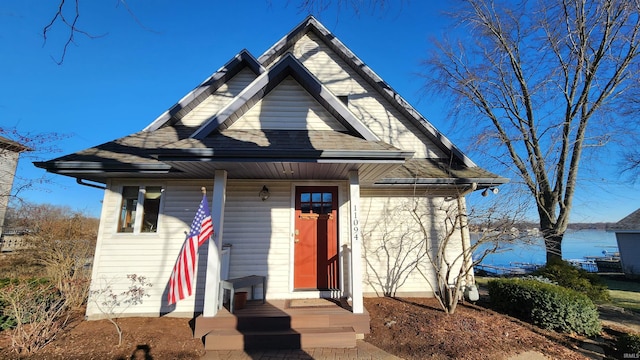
(284, 33, 447, 159)
(177, 68, 257, 127)
(359, 191, 465, 297)
(87, 180, 215, 318)
(231, 76, 348, 131)
(86, 179, 353, 318)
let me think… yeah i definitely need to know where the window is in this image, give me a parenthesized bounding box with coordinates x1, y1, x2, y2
(118, 186, 139, 233)
(300, 191, 333, 214)
(117, 185, 164, 233)
(142, 186, 162, 232)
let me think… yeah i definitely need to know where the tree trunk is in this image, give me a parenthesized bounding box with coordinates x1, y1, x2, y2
(544, 234, 563, 264)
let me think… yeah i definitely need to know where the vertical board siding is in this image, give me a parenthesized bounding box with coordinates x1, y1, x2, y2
(287, 33, 447, 159)
(359, 192, 465, 296)
(231, 76, 348, 131)
(178, 68, 257, 127)
(617, 233, 640, 276)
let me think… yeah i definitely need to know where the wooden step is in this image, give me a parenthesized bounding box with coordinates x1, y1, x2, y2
(195, 312, 369, 335)
(203, 326, 356, 350)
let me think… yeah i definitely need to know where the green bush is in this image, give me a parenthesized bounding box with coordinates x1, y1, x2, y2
(487, 278, 601, 336)
(618, 333, 640, 356)
(532, 259, 610, 303)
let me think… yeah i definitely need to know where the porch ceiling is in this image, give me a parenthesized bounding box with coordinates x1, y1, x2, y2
(160, 160, 403, 183)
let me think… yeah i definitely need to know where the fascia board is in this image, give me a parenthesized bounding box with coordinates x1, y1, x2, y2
(258, 16, 477, 168)
(143, 50, 265, 132)
(191, 54, 380, 141)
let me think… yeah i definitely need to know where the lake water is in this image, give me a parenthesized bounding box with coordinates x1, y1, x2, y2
(473, 229, 618, 268)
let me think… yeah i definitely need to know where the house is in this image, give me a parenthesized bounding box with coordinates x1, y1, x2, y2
(608, 208, 640, 278)
(0, 135, 29, 250)
(35, 16, 507, 349)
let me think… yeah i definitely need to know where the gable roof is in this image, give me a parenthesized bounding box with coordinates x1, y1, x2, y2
(190, 53, 378, 141)
(608, 208, 640, 232)
(144, 50, 265, 133)
(0, 135, 31, 153)
(259, 16, 476, 168)
(34, 16, 507, 189)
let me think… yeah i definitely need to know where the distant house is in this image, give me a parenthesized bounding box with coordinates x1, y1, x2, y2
(0, 135, 29, 250)
(35, 16, 507, 348)
(608, 208, 640, 278)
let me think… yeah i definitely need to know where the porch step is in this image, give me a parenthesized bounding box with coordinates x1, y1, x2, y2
(194, 300, 369, 350)
(203, 326, 356, 350)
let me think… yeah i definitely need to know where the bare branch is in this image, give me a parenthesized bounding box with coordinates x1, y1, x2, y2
(423, 0, 640, 263)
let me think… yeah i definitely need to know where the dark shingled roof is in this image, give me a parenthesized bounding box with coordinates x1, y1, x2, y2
(608, 208, 640, 232)
(34, 16, 508, 188)
(377, 159, 507, 184)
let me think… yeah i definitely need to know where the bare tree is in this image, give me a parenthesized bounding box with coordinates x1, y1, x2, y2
(0, 127, 67, 204)
(424, 0, 640, 263)
(43, 0, 156, 65)
(361, 189, 524, 314)
(5, 203, 99, 307)
(410, 193, 523, 314)
(362, 198, 428, 297)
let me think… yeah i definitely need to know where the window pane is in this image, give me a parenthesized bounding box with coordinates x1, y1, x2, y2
(300, 193, 310, 202)
(118, 186, 139, 233)
(301, 204, 311, 213)
(142, 186, 162, 233)
(322, 193, 332, 202)
(311, 193, 321, 202)
(312, 204, 322, 214)
(322, 202, 332, 214)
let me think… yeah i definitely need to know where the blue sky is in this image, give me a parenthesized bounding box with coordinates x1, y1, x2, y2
(1, 1, 638, 223)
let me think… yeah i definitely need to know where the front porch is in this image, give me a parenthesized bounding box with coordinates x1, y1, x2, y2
(194, 299, 370, 350)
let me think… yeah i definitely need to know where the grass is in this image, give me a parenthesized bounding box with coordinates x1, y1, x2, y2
(600, 275, 640, 313)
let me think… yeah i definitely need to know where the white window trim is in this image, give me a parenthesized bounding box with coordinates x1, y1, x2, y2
(115, 183, 166, 235)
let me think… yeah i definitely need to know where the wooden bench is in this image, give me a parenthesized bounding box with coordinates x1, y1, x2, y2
(219, 275, 266, 313)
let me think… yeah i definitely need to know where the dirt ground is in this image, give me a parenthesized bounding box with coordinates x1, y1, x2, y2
(0, 297, 624, 360)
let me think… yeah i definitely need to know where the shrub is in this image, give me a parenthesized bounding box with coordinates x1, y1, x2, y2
(532, 259, 610, 303)
(488, 278, 601, 336)
(0, 279, 69, 354)
(0, 278, 19, 330)
(618, 333, 640, 357)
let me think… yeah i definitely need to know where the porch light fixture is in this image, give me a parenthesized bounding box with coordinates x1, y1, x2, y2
(481, 187, 500, 197)
(259, 185, 270, 201)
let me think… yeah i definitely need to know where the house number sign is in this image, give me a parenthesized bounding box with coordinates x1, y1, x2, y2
(351, 205, 360, 243)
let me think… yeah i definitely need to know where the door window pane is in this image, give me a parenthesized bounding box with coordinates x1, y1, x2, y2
(300, 191, 333, 214)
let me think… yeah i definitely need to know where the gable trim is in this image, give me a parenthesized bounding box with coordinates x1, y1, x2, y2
(191, 53, 379, 142)
(258, 16, 477, 168)
(144, 50, 265, 132)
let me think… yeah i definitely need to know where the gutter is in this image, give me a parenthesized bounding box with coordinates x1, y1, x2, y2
(76, 178, 107, 190)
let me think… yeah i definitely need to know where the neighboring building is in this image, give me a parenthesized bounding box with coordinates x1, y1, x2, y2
(608, 208, 640, 278)
(0, 135, 29, 250)
(35, 16, 507, 347)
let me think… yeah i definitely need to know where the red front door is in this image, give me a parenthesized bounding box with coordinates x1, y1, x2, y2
(294, 186, 339, 290)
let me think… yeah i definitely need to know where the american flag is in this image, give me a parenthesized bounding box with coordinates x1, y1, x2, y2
(168, 194, 213, 305)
